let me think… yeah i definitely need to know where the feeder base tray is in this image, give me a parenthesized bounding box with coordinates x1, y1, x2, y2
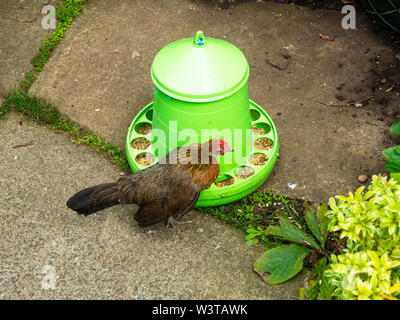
(126, 100, 279, 207)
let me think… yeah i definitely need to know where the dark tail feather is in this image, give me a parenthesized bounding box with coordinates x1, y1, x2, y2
(67, 182, 121, 215)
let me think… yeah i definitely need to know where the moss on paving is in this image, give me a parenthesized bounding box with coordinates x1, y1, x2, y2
(20, 0, 91, 92)
(0, 102, 11, 118)
(1, 0, 91, 120)
(4, 91, 131, 173)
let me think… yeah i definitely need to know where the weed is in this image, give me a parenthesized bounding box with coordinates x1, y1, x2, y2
(199, 191, 302, 232)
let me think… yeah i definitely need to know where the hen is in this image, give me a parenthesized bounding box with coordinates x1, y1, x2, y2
(66, 139, 233, 228)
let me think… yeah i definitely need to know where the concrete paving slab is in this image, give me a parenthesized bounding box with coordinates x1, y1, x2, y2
(0, 111, 306, 299)
(30, 0, 400, 203)
(0, 0, 60, 96)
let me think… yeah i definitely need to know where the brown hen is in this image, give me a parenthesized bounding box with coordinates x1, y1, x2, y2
(66, 139, 233, 227)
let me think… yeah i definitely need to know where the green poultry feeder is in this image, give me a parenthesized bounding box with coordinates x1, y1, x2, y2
(126, 31, 279, 207)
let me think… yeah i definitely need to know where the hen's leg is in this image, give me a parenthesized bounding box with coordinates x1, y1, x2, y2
(165, 189, 199, 231)
(165, 216, 193, 231)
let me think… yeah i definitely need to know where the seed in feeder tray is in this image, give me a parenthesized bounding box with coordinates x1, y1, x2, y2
(236, 167, 255, 179)
(215, 177, 235, 187)
(252, 125, 266, 135)
(132, 138, 151, 150)
(135, 153, 154, 166)
(254, 138, 273, 151)
(137, 123, 152, 135)
(251, 154, 268, 166)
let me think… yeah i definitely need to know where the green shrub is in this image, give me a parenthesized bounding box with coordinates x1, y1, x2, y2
(325, 175, 400, 300)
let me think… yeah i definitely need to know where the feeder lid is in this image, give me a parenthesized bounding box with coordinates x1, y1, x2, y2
(151, 31, 249, 102)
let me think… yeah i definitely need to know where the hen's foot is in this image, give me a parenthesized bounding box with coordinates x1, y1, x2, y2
(165, 216, 192, 231)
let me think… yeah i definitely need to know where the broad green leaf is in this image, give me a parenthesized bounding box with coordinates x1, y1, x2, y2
(390, 119, 400, 136)
(253, 244, 311, 284)
(382, 146, 400, 173)
(305, 209, 323, 246)
(385, 162, 400, 173)
(266, 214, 320, 249)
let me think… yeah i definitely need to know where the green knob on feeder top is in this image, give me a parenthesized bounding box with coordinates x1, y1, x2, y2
(193, 31, 206, 47)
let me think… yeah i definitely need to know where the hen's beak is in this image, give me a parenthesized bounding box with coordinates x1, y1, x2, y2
(221, 148, 234, 155)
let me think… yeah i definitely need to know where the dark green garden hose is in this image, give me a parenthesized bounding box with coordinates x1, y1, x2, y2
(361, 0, 400, 33)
